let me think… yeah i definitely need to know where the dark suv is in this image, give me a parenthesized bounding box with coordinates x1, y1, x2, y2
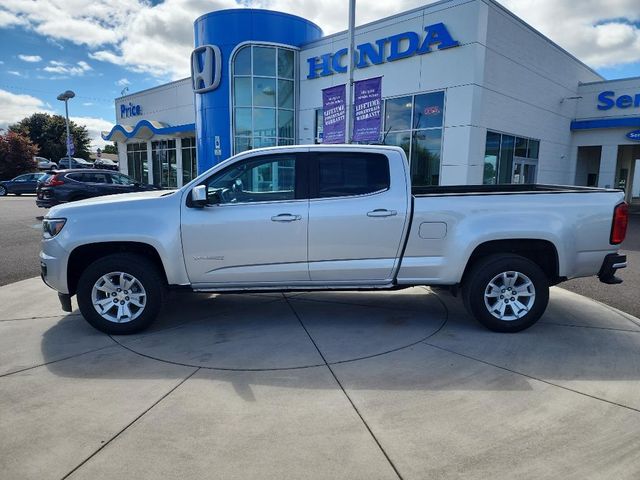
(36, 169, 158, 208)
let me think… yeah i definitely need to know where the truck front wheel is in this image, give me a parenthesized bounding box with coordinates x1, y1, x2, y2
(76, 253, 164, 334)
(463, 254, 549, 332)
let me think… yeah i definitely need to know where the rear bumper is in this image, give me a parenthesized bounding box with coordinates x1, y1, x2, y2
(598, 253, 627, 284)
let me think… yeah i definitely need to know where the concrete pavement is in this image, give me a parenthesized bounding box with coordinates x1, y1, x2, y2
(2, 279, 640, 479)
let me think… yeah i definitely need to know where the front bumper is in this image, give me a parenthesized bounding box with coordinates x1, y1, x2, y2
(39, 238, 70, 294)
(598, 253, 627, 284)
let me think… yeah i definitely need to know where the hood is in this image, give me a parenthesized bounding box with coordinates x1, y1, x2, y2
(46, 189, 179, 218)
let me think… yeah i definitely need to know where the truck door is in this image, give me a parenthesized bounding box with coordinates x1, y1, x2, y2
(307, 151, 409, 283)
(181, 152, 309, 287)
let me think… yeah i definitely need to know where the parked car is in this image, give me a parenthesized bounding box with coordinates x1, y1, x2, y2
(94, 158, 119, 171)
(40, 145, 628, 335)
(58, 157, 93, 169)
(36, 169, 157, 208)
(35, 157, 58, 170)
(0, 172, 45, 196)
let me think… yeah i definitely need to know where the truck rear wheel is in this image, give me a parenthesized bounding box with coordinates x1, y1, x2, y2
(76, 253, 164, 334)
(463, 254, 549, 332)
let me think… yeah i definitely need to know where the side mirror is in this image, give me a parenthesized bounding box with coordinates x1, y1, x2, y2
(191, 185, 208, 207)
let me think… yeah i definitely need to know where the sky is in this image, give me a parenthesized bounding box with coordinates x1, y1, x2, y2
(1, 0, 640, 151)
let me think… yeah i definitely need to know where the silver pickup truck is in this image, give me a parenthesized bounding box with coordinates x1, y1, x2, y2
(40, 145, 628, 334)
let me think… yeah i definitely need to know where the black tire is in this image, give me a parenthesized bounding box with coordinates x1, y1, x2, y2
(462, 254, 549, 333)
(0, 185, 6, 196)
(76, 253, 165, 334)
(15, 192, 21, 196)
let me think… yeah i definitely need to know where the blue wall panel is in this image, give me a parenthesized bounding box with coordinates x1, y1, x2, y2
(193, 9, 322, 174)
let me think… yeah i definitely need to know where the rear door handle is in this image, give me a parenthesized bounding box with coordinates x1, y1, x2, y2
(271, 213, 302, 222)
(367, 209, 397, 218)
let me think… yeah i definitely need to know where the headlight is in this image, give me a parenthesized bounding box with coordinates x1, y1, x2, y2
(42, 218, 66, 239)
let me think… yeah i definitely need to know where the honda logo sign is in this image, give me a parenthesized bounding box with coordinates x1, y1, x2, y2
(191, 45, 222, 93)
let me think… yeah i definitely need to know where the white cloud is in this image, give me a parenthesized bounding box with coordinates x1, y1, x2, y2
(18, 54, 42, 62)
(0, 8, 26, 28)
(7, 70, 22, 76)
(1, 0, 640, 78)
(0, 89, 52, 131)
(70, 116, 113, 150)
(116, 77, 130, 86)
(500, 0, 640, 69)
(42, 60, 92, 76)
(82, 102, 94, 106)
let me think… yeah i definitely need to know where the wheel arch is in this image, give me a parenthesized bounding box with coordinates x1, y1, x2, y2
(461, 239, 560, 286)
(67, 242, 168, 295)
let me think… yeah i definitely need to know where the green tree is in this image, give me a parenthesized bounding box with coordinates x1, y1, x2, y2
(102, 143, 118, 154)
(0, 131, 38, 179)
(9, 113, 91, 161)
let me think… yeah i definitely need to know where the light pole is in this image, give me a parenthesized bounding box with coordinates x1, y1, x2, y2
(57, 90, 75, 162)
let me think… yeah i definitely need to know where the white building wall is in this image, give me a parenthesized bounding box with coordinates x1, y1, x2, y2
(115, 78, 194, 127)
(298, 0, 489, 184)
(477, 1, 602, 184)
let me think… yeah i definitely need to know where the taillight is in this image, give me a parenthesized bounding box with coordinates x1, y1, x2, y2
(610, 202, 629, 245)
(45, 174, 65, 187)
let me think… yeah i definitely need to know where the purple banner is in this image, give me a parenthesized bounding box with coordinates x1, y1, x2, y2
(322, 84, 346, 144)
(353, 77, 382, 143)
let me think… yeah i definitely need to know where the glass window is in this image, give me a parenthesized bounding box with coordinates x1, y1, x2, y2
(484, 131, 540, 185)
(235, 137, 252, 153)
(498, 135, 515, 184)
(315, 108, 323, 143)
(411, 129, 442, 186)
(207, 155, 296, 203)
(382, 91, 445, 186)
(232, 44, 296, 154)
(253, 77, 276, 107)
(413, 92, 444, 129)
(253, 46, 276, 76)
(278, 49, 294, 79)
(234, 46, 251, 75)
(483, 132, 501, 185)
(151, 139, 177, 188)
(514, 137, 528, 157)
(181, 137, 198, 185)
(384, 131, 411, 159)
(316, 153, 390, 198)
(126, 142, 148, 184)
(234, 108, 252, 137)
(233, 78, 251, 107)
(111, 173, 136, 185)
(384, 96, 412, 131)
(254, 108, 276, 137)
(278, 79, 294, 109)
(278, 109, 294, 139)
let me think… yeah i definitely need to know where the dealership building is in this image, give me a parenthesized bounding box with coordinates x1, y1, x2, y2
(103, 0, 640, 201)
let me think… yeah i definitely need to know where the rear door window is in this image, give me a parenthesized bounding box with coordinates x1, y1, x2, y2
(313, 153, 390, 198)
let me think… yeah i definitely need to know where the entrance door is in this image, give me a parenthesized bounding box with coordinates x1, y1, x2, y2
(181, 153, 309, 286)
(512, 157, 537, 184)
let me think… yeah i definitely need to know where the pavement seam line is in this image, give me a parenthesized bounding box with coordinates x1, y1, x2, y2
(0, 345, 117, 379)
(283, 295, 404, 480)
(422, 341, 640, 414)
(0, 313, 83, 323)
(61, 367, 201, 480)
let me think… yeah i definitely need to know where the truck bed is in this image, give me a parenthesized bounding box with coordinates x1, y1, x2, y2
(412, 184, 615, 196)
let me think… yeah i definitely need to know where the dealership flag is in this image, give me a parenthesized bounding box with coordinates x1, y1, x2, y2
(66, 135, 75, 156)
(352, 77, 382, 142)
(322, 84, 346, 144)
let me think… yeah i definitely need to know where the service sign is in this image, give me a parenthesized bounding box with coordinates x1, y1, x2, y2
(626, 129, 640, 141)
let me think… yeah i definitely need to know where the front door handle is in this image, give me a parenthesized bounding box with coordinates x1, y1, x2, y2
(367, 209, 397, 218)
(271, 213, 302, 222)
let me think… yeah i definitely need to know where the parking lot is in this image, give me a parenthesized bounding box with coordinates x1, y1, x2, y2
(2, 275, 640, 479)
(2, 196, 640, 479)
